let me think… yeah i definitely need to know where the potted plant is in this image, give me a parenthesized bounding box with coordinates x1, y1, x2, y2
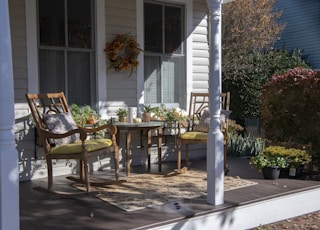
(274, 146, 312, 177)
(116, 108, 128, 122)
(151, 104, 167, 121)
(250, 146, 289, 179)
(142, 104, 153, 122)
(71, 104, 99, 127)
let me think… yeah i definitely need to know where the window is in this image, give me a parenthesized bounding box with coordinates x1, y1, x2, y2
(144, 2, 186, 106)
(38, 0, 95, 105)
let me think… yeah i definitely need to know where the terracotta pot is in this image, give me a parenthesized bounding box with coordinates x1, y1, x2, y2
(142, 113, 151, 122)
(87, 116, 95, 124)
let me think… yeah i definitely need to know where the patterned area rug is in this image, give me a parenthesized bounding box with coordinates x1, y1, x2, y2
(73, 169, 258, 212)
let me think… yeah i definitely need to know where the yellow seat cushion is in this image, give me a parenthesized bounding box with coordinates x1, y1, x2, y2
(49, 139, 113, 154)
(180, 131, 208, 140)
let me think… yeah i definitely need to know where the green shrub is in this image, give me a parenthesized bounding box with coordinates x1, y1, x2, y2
(223, 49, 311, 124)
(260, 67, 320, 164)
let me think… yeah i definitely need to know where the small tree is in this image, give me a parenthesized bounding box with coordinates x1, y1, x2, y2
(222, 0, 285, 62)
(221, 0, 286, 124)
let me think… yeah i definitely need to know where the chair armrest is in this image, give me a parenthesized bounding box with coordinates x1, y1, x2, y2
(81, 124, 117, 136)
(177, 120, 190, 135)
(38, 127, 87, 141)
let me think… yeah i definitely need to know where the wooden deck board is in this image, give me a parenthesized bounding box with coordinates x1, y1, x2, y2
(20, 157, 320, 230)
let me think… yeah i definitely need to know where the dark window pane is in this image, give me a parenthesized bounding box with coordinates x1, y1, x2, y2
(144, 3, 163, 53)
(165, 6, 183, 54)
(67, 52, 91, 105)
(39, 50, 65, 93)
(38, 0, 94, 105)
(67, 0, 92, 48)
(39, 0, 65, 46)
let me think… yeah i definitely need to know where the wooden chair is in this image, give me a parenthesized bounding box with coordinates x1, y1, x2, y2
(176, 92, 230, 173)
(26, 92, 120, 193)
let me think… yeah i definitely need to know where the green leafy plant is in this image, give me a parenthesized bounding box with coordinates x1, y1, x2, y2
(265, 146, 311, 168)
(116, 108, 128, 117)
(71, 104, 98, 127)
(250, 146, 289, 170)
(226, 119, 265, 157)
(70, 104, 109, 138)
(227, 133, 265, 157)
(143, 104, 153, 113)
(151, 104, 167, 121)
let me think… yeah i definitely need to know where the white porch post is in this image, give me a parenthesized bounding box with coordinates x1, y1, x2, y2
(0, 0, 20, 229)
(206, 0, 224, 205)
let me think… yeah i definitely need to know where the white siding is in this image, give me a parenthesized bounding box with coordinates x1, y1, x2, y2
(9, 0, 35, 181)
(105, 0, 138, 116)
(192, 0, 209, 92)
(275, 0, 320, 69)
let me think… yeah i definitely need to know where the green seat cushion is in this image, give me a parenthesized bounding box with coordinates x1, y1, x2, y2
(180, 131, 207, 140)
(49, 139, 113, 154)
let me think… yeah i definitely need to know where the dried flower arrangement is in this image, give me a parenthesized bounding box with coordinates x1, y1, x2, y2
(104, 34, 142, 77)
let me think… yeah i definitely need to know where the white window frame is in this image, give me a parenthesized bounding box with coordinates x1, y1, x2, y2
(25, 0, 107, 113)
(136, 0, 193, 111)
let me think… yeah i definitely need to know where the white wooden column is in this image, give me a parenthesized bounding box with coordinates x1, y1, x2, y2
(0, 0, 20, 229)
(206, 0, 224, 205)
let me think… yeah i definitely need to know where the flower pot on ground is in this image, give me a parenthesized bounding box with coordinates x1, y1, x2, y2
(288, 165, 305, 178)
(262, 166, 281, 179)
(250, 146, 289, 180)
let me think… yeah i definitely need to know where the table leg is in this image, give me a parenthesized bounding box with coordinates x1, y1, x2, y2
(158, 127, 162, 172)
(126, 130, 131, 176)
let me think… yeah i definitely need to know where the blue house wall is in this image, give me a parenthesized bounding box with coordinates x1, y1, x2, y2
(274, 0, 320, 69)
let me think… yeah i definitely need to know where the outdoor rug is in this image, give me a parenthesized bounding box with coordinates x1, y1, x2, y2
(72, 169, 258, 212)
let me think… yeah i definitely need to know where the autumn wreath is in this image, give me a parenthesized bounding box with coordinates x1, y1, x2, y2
(104, 34, 142, 77)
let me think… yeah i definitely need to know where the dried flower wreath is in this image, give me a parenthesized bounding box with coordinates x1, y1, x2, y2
(104, 34, 142, 77)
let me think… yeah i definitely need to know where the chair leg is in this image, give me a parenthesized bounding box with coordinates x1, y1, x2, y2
(114, 148, 119, 181)
(46, 158, 53, 191)
(84, 160, 90, 193)
(79, 160, 85, 181)
(177, 140, 182, 170)
(185, 144, 189, 168)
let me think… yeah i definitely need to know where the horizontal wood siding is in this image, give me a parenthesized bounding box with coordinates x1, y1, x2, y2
(275, 0, 320, 69)
(9, 0, 38, 181)
(192, 0, 209, 92)
(9, 0, 28, 102)
(105, 0, 138, 115)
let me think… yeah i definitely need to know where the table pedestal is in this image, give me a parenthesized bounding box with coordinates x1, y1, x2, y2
(115, 122, 163, 176)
